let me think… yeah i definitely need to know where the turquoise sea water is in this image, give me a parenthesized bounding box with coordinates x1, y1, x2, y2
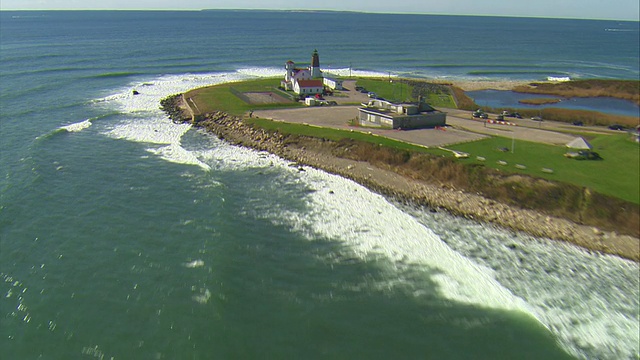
(1, 11, 639, 359)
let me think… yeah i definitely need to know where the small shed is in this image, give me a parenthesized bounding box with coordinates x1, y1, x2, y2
(323, 77, 343, 90)
(566, 137, 592, 150)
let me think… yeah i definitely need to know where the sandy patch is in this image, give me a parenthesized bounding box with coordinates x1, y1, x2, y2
(243, 92, 292, 105)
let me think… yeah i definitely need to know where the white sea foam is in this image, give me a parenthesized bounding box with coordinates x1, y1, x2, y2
(286, 167, 537, 315)
(184, 259, 205, 268)
(99, 71, 254, 169)
(405, 207, 640, 360)
(192, 288, 211, 304)
(548, 76, 571, 82)
(323, 67, 394, 78)
(236, 67, 285, 78)
(196, 138, 281, 172)
(60, 119, 92, 132)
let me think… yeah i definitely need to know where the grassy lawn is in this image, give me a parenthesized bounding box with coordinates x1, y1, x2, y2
(354, 77, 456, 108)
(355, 78, 411, 102)
(186, 77, 302, 116)
(447, 134, 639, 204)
(187, 76, 457, 116)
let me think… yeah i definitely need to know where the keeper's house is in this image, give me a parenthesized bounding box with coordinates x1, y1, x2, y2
(358, 97, 446, 129)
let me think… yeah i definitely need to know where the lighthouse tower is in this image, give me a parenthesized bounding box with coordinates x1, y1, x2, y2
(310, 49, 321, 78)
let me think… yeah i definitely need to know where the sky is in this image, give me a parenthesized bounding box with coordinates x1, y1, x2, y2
(1, 0, 639, 21)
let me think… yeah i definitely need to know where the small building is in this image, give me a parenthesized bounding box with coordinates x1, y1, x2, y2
(323, 77, 343, 90)
(358, 97, 446, 129)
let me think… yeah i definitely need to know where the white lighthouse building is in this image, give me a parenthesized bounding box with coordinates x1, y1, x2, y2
(281, 50, 324, 95)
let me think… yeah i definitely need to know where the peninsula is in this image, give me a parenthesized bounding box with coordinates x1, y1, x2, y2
(161, 52, 639, 261)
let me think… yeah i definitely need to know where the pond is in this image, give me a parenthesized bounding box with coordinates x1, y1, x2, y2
(466, 90, 640, 117)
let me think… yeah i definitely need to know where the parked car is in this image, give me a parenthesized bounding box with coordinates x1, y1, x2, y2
(480, 113, 489, 119)
(472, 111, 483, 118)
(531, 116, 543, 121)
(572, 121, 584, 126)
(608, 124, 626, 130)
(511, 112, 522, 119)
(496, 115, 504, 121)
(367, 92, 377, 98)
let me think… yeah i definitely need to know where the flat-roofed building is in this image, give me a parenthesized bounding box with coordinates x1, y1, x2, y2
(358, 97, 446, 129)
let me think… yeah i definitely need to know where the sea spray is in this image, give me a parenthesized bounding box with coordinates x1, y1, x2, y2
(60, 119, 92, 133)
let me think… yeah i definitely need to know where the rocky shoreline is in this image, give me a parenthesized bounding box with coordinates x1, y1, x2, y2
(162, 94, 639, 261)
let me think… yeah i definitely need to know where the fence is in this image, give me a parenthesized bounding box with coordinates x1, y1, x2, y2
(229, 87, 252, 104)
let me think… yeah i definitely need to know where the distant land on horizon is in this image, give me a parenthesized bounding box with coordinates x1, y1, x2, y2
(1, 8, 638, 22)
(199, 9, 640, 21)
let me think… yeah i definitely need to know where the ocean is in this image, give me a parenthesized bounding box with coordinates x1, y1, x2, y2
(0, 10, 638, 359)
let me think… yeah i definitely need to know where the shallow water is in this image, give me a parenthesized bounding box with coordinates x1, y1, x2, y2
(467, 89, 640, 117)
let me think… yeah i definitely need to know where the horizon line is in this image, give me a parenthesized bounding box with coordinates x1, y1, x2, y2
(0, 8, 638, 22)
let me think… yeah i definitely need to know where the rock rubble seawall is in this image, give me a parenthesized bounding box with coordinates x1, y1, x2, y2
(161, 94, 639, 261)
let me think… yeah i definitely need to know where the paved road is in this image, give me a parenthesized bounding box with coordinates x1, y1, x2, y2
(444, 108, 576, 145)
(253, 105, 488, 148)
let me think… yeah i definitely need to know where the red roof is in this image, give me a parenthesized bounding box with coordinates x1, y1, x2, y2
(297, 80, 323, 88)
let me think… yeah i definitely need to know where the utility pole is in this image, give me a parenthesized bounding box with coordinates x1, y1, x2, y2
(512, 132, 515, 153)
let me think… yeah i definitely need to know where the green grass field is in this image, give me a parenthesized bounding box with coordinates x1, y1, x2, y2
(186, 78, 302, 115)
(354, 78, 456, 108)
(187, 76, 456, 115)
(447, 134, 639, 204)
